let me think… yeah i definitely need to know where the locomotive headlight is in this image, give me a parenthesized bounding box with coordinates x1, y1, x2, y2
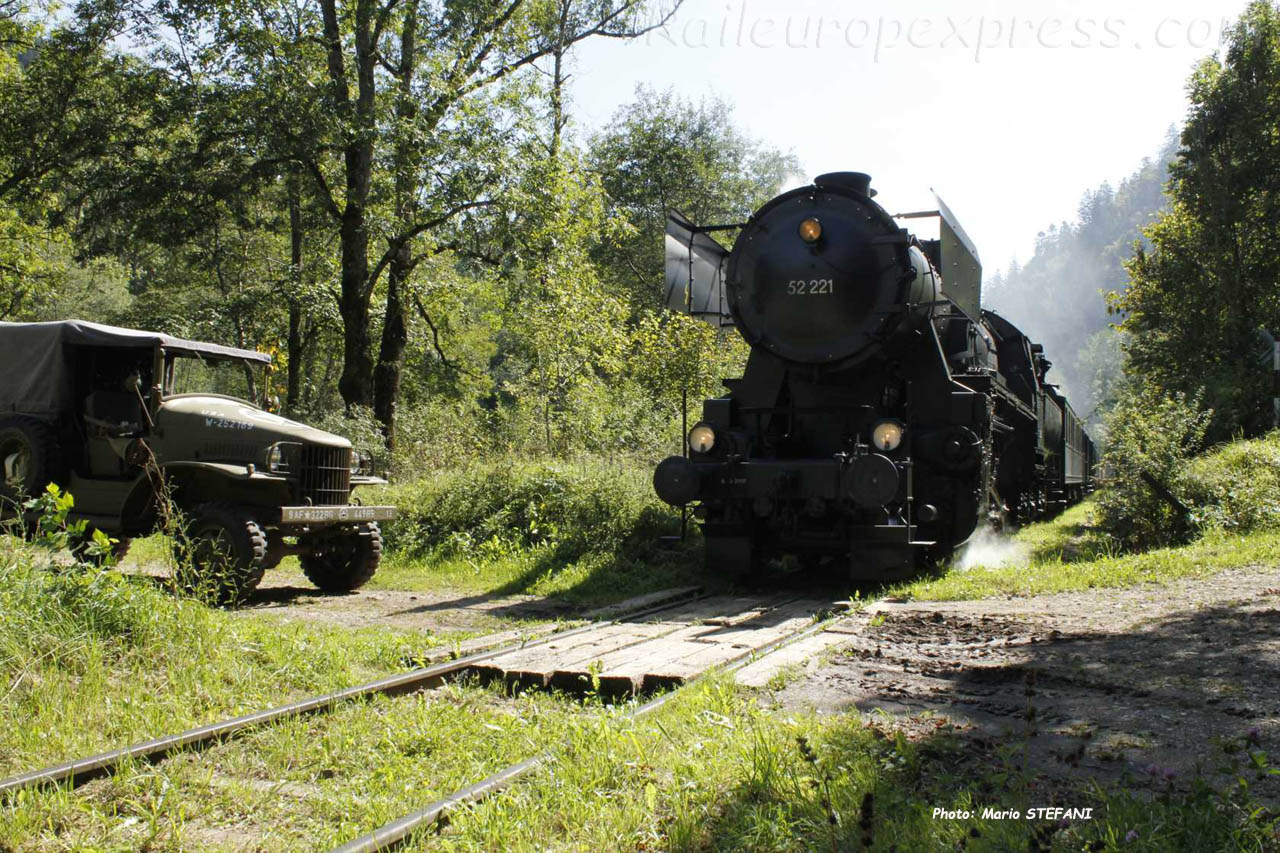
(688, 423, 717, 454)
(798, 218, 823, 244)
(872, 420, 905, 452)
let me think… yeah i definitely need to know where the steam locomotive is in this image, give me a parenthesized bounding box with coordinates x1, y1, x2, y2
(653, 172, 1096, 579)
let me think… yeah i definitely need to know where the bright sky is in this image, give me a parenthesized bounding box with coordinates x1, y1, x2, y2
(570, 0, 1252, 275)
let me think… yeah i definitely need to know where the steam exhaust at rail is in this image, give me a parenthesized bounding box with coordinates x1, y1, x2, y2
(955, 526, 1029, 571)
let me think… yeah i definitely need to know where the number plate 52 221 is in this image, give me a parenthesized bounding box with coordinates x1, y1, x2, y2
(787, 279, 834, 295)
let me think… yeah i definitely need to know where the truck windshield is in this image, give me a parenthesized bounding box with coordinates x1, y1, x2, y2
(167, 355, 268, 406)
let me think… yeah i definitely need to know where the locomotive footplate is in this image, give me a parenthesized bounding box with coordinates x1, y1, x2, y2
(660, 456, 909, 511)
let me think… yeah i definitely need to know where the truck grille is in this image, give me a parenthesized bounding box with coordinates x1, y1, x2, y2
(300, 444, 351, 506)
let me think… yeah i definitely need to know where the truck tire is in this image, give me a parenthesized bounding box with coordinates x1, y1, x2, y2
(0, 416, 61, 504)
(173, 503, 268, 606)
(300, 522, 382, 593)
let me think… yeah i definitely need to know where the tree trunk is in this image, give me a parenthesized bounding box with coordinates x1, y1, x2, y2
(373, 248, 409, 448)
(287, 177, 304, 412)
(336, 193, 373, 409)
(549, 1, 571, 161)
(372, 0, 420, 452)
(321, 0, 377, 411)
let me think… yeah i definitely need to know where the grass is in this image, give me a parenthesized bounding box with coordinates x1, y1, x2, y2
(367, 459, 703, 605)
(8, 634, 1271, 852)
(0, 536, 603, 849)
(0, 677, 593, 850)
(0, 537, 446, 778)
(893, 501, 1280, 602)
(432, 676, 1277, 852)
(4, 451, 1280, 849)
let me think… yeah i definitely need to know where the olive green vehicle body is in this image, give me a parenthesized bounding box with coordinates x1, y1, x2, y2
(66, 393, 394, 536)
(0, 320, 395, 598)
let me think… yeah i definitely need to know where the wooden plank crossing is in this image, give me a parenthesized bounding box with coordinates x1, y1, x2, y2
(733, 630, 855, 688)
(467, 595, 847, 695)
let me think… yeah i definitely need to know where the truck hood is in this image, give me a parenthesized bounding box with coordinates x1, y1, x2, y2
(156, 395, 351, 452)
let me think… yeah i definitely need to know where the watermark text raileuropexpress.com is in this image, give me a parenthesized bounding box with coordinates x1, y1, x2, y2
(644, 4, 1234, 62)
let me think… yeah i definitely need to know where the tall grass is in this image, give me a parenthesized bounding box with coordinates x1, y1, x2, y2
(1182, 432, 1280, 532)
(0, 538, 428, 775)
(437, 677, 1277, 852)
(369, 459, 699, 602)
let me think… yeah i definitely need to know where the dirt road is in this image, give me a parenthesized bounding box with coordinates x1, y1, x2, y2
(772, 566, 1280, 799)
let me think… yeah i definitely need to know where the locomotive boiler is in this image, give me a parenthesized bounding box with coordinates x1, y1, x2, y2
(653, 172, 1095, 580)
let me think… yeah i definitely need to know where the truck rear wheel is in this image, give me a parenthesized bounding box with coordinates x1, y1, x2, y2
(300, 522, 382, 593)
(0, 417, 61, 505)
(173, 504, 268, 606)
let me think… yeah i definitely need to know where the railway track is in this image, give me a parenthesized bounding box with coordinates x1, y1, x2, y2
(331, 596, 853, 853)
(0, 587, 858, 850)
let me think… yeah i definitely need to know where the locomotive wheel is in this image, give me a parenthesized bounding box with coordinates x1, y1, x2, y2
(0, 416, 62, 506)
(172, 504, 268, 606)
(300, 522, 382, 593)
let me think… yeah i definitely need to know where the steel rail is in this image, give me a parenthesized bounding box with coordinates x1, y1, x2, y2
(0, 587, 704, 798)
(330, 606, 845, 853)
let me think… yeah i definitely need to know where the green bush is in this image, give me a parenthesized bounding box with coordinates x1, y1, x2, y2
(302, 404, 391, 472)
(1094, 385, 1211, 549)
(1096, 378, 1280, 547)
(1182, 432, 1280, 532)
(377, 460, 680, 565)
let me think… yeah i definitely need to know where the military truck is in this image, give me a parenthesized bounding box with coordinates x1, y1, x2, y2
(0, 320, 396, 603)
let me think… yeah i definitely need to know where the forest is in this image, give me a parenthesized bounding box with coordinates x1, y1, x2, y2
(3, 0, 1280, 557)
(0, 0, 797, 475)
(6, 0, 1279, 475)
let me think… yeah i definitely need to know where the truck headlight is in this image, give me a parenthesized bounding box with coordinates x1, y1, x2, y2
(688, 423, 716, 454)
(872, 420, 905, 452)
(266, 443, 289, 473)
(350, 450, 373, 475)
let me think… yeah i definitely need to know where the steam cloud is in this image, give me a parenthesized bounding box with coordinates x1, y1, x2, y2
(955, 526, 1029, 571)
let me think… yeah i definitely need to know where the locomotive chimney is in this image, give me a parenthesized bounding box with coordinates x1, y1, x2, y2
(814, 172, 876, 197)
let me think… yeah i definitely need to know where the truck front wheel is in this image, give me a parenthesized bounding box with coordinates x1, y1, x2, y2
(300, 522, 382, 593)
(173, 504, 268, 606)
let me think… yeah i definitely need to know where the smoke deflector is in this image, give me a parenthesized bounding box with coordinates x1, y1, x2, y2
(896, 193, 984, 320)
(664, 210, 735, 328)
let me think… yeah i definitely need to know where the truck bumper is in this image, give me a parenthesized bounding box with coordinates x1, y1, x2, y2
(277, 505, 398, 525)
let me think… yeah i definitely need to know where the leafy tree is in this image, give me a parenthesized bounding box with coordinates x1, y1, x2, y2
(134, 0, 680, 447)
(1114, 1, 1280, 439)
(589, 86, 799, 310)
(1095, 383, 1211, 548)
(0, 0, 168, 319)
(586, 88, 798, 451)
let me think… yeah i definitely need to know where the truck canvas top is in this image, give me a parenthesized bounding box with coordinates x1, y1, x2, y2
(0, 319, 271, 418)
